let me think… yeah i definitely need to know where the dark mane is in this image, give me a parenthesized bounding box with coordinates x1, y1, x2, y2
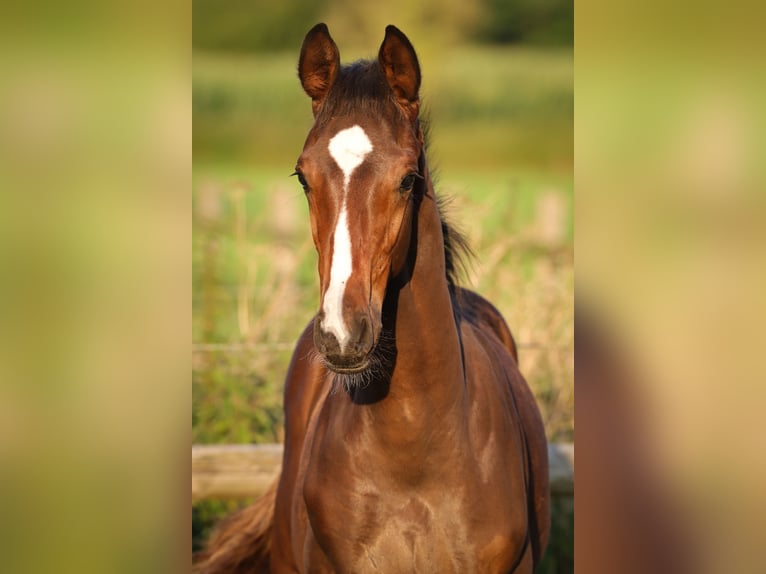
(438, 196, 473, 287)
(312, 59, 473, 288)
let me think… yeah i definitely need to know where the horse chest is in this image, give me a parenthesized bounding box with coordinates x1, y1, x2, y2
(301, 460, 524, 573)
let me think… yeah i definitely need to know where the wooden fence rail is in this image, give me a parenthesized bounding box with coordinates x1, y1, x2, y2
(192, 442, 573, 503)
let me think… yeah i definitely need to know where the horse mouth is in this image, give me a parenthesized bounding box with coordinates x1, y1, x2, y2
(324, 358, 370, 375)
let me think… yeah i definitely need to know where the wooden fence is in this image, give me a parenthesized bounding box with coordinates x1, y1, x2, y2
(192, 442, 573, 503)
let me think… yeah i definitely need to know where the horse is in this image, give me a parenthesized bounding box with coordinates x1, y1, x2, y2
(194, 23, 550, 574)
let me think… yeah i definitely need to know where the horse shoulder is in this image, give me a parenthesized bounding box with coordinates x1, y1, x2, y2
(282, 318, 325, 435)
(458, 303, 551, 566)
(459, 319, 526, 470)
(272, 318, 328, 572)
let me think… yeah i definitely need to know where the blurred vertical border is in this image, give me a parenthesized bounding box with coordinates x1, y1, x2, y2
(577, 0, 766, 572)
(0, 1, 190, 572)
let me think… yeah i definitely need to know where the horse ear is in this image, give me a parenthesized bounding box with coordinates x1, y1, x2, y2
(298, 23, 340, 115)
(378, 25, 421, 121)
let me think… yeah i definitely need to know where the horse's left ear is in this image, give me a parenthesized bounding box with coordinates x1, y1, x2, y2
(378, 25, 421, 122)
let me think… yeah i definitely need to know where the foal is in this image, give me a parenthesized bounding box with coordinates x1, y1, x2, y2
(196, 24, 549, 574)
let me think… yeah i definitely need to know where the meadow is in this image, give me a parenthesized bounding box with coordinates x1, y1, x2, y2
(192, 43, 573, 569)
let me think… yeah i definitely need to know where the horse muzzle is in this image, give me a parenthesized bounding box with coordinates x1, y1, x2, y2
(313, 310, 378, 373)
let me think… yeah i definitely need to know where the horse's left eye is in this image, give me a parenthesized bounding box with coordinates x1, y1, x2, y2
(400, 174, 417, 192)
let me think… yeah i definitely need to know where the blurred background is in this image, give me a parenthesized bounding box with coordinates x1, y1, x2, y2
(192, 0, 573, 570)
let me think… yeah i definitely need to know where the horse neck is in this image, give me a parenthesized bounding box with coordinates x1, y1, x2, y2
(362, 169, 467, 450)
(394, 178, 463, 387)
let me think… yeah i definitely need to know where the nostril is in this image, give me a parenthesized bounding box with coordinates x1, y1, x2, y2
(352, 315, 372, 354)
(325, 333, 341, 355)
(314, 319, 341, 356)
(363, 316, 373, 346)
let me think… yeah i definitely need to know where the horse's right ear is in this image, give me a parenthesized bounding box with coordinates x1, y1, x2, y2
(298, 23, 340, 116)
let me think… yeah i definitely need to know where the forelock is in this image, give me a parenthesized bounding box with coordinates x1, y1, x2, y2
(314, 60, 406, 126)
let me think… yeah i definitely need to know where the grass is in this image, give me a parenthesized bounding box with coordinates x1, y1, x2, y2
(192, 44, 573, 570)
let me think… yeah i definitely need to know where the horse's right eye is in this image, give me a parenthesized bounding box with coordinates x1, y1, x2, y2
(292, 171, 309, 192)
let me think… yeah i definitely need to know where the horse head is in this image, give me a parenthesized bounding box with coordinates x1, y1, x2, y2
(295, 24, 425, 374)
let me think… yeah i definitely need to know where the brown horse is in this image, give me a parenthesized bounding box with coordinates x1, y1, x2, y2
(195, 24, 549, 574)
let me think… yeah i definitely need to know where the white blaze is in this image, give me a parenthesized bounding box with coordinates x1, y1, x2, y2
(323, 125, 373, 351)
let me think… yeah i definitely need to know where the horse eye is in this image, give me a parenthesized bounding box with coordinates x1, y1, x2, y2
(292, 171, 309, 192)
(400, 174, 417, 192)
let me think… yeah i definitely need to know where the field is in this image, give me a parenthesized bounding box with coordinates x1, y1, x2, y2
(192, 44, 573, 568)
